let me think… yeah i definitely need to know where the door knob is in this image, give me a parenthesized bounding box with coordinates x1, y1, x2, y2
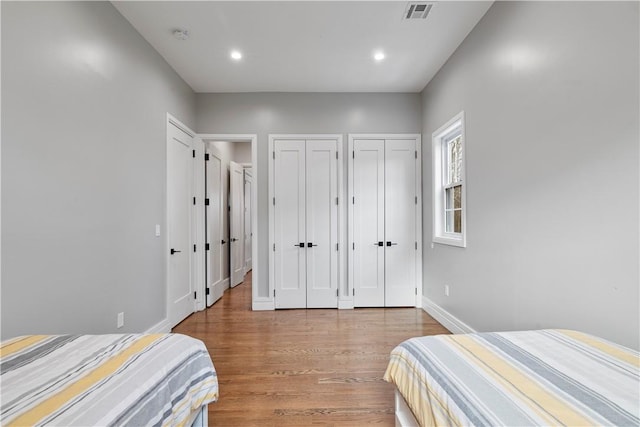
(221, 240, 226, 245)
(170, 248, 182, 255)
(231, 238, 238, 242)
(307, 242, 318, 248)
(386, 241, 398, 246)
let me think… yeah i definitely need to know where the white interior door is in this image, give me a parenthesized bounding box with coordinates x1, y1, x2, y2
(167, 122, 194, 327)
(305, 140, 338, 308)
(352, 139, 385, 307)
(273, 140, 306, 308)
(384, 139, 417, 306)
(206, 146, 223, 306)
(229, 161, 245, 287)
(244, 169, 252, 273)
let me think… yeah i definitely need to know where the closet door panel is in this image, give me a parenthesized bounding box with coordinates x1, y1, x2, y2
(353, 140, 385, 307)
(274, 140, 306, 308)
(305, 140, 338, 308)
(384, 139, 417, 306)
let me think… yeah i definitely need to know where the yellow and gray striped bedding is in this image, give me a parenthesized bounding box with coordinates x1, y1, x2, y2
(384, 329, 640, 427)
(0, 334, 218, 426)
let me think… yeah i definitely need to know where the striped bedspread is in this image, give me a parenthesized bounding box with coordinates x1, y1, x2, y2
(384, 329, 640, 427)
(0, 334, 218, 426)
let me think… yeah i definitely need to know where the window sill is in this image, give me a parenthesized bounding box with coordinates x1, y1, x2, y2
(433, 235, 466, 248)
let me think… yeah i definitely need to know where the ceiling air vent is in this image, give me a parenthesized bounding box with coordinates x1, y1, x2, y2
(403, 2, 434, 20)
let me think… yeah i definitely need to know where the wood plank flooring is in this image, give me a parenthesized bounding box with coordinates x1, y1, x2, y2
(173, 272, 450, 426)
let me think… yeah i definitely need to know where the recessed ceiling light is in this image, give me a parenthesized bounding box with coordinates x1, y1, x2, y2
(230, 50, 242, 60)
(173, 29, 189, 40)
(374, 51, 385, 61)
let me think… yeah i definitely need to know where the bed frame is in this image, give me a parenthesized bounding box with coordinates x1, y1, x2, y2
(189, 405, 209, 427)
(394, 389, 419, 427)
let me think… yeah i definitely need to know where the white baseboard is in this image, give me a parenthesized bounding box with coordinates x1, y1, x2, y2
(252, 299, 275, 310)
(145, 318, 171, 334)
(421, 296, 476, 334)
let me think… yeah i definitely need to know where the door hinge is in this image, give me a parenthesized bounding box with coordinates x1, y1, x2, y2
(272, 152, 275, 160)
(206, 243, 210, 251)
(415, 150, 417, 159)
(336, 151, 338, 160)
(352, 196, 355, 204)
(415, 241, 418, 250)
(337, 289, 339, 297)
(273, 243, 275, 252)
(194, 291, 197, 299)
(352, 288, 355, 296)
(192, 150, 196, 158)
(352, 242, 355, 250)
(205, 153, 210, 161)
(336, 243, 339, 251)
(206, 287, 210, 295)
(193, 244, 196, 252)
(352, 151, 355, 159)
(205, 198, 210, 206)
(415, 288, 418, 295)
(272, 197, 275, 206)
(274, 289, 276, 297)
(336, 197, 339, 205)
(193, 197, 196, 205)
(415, 196, 418, 204)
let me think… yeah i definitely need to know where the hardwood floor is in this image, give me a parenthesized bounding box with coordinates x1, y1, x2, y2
(173, 272, 450, 426)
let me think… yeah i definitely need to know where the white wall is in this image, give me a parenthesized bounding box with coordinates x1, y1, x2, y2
(421, 2, 639, 349)
(233, 141, 252, 164)
(1, 2, 196, 338)
(196, 93, 422, 300)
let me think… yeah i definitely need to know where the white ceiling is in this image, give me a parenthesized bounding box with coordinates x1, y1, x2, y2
(112, 1, 492, 93)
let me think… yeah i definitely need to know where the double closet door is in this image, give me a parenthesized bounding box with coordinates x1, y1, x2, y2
(270, 135, 342, 309)
(349, 135, 421, 307)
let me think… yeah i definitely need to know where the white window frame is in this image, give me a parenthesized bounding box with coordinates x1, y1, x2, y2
(432, 111, 467, 247)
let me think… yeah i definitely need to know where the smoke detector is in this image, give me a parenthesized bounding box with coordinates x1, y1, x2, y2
(403, 2, 434, 20)
(173, 29, 190, 40)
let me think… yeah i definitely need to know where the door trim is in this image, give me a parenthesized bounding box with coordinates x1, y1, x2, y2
(348, 134, 422, 308)
(268, 134, 345, 310)
(197, 134, 262, 309)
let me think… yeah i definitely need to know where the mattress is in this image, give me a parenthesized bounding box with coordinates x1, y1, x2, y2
(384, 329, 639, 427)
(0, 334, 218, 426)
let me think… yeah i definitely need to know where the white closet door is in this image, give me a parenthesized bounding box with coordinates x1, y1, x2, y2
(274, 140, 307, 308)
(352, 140, 385, 307)
(206, 148, 223, 306)
(230, 161, 245, 287)
(244, 170, 252, 272)
(167, 123, 194, 327)
(384, 139, 417, 306)
(305, 140, 338, 308)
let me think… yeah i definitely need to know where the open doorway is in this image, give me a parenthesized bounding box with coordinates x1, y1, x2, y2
(199, 135, 257, 307)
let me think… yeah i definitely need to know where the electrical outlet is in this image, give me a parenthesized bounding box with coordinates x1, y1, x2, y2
(444, 285, 450, 297)
(117, 312, 124, 328)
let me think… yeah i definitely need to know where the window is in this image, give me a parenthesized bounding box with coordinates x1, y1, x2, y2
(432, 111, 466, 247)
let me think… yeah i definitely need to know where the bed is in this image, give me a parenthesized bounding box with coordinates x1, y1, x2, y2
(384, 329, 639, 427)
(0, 333, 218, 426)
